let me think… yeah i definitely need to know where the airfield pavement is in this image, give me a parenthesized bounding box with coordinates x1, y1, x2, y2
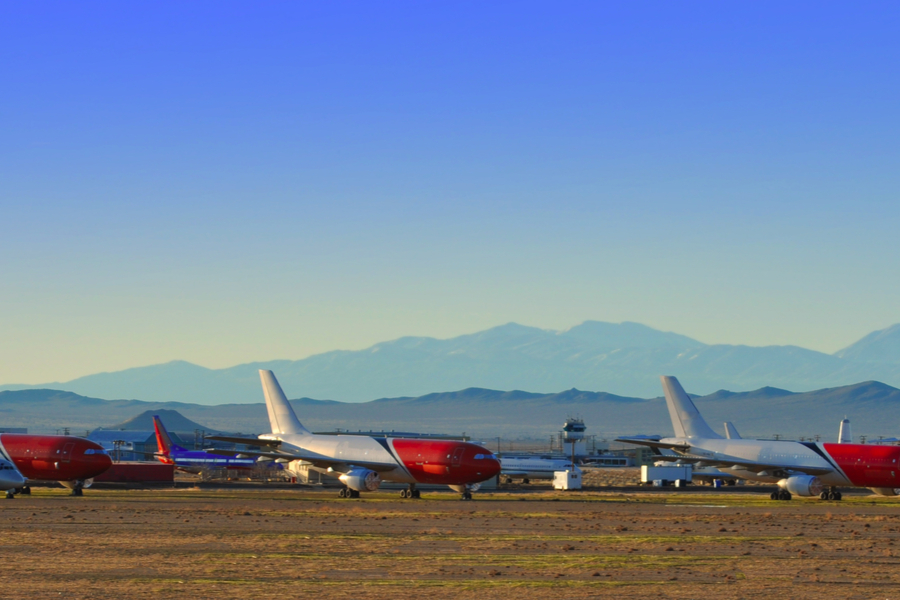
(2, 484, 900, 600)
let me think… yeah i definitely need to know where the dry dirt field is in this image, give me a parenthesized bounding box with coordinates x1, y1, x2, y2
(2, 485, 900, 599)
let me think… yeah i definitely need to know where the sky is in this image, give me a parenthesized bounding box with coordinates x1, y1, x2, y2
(2, 2, 899, 384)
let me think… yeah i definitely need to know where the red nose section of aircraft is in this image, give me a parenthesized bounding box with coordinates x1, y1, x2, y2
(391, 439, 501, 485)
(0, 434, 113, 482)
(822, 443, 900, 488)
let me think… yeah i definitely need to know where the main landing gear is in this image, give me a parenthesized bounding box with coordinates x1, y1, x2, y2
(770, 489, 792, 501)
(460, 490, 473, 501)
(338, 488, 360, 499)
(400, 486, 420, 499)
(820, 488, 842, 501)
(5, 490, 14, 499)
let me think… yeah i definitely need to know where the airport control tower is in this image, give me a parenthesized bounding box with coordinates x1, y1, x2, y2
(562, 417, 587, 459)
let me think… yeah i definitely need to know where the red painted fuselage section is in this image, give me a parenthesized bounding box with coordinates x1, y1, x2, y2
(390, 439, 500, 485)
(0, 434, 113, 482)
(823, 443, 900, 488)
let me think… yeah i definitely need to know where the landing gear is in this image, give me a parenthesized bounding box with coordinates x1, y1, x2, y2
(19, 486, 30, 495)
(460, 490, 473, 501)
(820, 488, 842, 501)
(522, 478, 530, 485)
(5, 489, 14, 499)
(505, 477, 513, 484)
(338, 488, 360, 499)
(400, 486, 420, 499)
(770, 489, 792, 501)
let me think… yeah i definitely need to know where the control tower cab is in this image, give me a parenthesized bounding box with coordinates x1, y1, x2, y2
(562, 417, 585, 441)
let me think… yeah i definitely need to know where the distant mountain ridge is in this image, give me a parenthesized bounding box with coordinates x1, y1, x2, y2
(0, 381, 898, 440)
(2, 320, 900, 404)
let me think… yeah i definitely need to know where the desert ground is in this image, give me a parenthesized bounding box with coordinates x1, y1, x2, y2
(2, 478, 900, 599)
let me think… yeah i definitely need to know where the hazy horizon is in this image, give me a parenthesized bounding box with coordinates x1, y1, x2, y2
(2, 319, 896, 387)
(3, 3, 899, 384)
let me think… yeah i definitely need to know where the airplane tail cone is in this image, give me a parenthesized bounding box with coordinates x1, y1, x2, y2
(260, 370, 310, 435)
(661, 376, 722, 440)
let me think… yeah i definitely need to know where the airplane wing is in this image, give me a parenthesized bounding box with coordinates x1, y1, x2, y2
(206, 448, 400, 473)
(650, 453, 834, 476)
(614, 438, 691, 451)
(205, 435, 283, 449)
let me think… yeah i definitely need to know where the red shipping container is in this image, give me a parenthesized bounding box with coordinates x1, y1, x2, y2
(93, 462, 175, 483)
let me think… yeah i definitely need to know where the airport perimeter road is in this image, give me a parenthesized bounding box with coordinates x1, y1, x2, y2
(1, 488, 899, 599)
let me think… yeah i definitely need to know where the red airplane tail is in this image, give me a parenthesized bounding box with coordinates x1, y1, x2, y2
(152, 416, 177, 465)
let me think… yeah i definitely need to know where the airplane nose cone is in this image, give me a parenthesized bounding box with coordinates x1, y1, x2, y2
(485, 457, 501, 478)
(0, 465, 25, 489)
(97, 453, 113, 471)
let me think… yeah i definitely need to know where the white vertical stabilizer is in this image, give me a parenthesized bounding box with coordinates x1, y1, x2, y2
(839, 418, 852, 444)
(661, 376, 723, 440)
(260, 370, 310, 435)
(724, 421, 742, 440)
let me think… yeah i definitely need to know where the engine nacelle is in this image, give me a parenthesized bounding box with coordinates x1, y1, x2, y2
(778, 475, 823, 497)
(338, 468, 381, 492)
(449, 483, 481, 494)
(869, 487, 900, 497)
(60, 478, 94, 490)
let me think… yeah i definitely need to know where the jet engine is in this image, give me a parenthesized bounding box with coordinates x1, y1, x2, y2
(778, 475, 823, 497)
(869, 487, 900, 496)
(60, 478, 94, 490)
(449, 483, 481, 494)
(338, 468, 381, 492)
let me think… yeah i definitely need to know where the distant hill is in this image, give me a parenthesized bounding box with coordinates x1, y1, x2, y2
(4, 321, 900, 404)
(100, 409, 219, 434)
(0, 381, 898, 440)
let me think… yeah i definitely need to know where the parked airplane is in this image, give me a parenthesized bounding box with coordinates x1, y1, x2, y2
(0, 444, 26, 498)
(500, 456, 581, 484)
(617, 376, 900, 501)
(0, 434, 112, 496)
(207, 370, 501, 499)
(152, 415, 259, 474)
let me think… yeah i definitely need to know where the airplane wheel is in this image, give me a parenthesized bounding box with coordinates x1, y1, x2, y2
(20, 486, 30, 495)
(350, 490, 360, 499)
(413, 489, 420, 499)
(820, 491, 829, 500)
(780, 490, 792, 501)
(5, 490, 14, 499)
(71, 488, 83, 497)
(505, 478, 513, 484)
(523, 478, 530, 485)
(339, 488, 347, 498)
(834, 491, 842, 501)
(770, 491, 779, 500)
(400, 489, 408, 499)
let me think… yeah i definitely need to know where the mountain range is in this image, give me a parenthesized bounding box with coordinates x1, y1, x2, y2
(1, 380, 898, 440)
(2, 321, 900, 404)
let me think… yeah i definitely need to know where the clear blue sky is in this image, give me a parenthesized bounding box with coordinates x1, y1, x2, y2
(2, 2, 899, 383)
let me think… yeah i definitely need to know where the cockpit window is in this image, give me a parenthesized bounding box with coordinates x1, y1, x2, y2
(84, 449, 107, 455)
(474, 453, 496, 460)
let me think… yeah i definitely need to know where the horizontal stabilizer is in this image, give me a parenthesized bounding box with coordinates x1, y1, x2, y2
(205, 435, 283, 449)
(614, 438, 691, 451)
